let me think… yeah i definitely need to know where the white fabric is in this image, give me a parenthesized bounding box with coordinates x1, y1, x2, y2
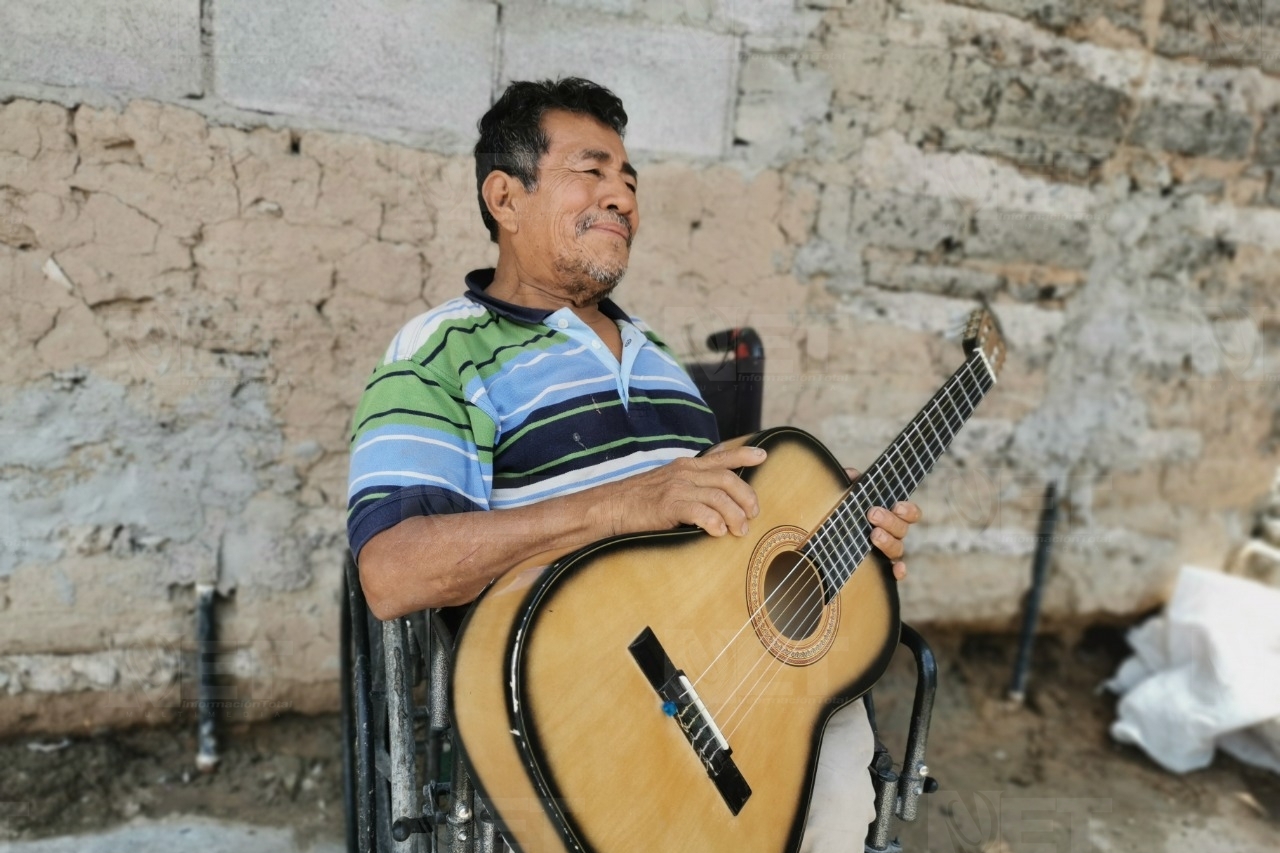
(800, 699, 878, 852)
(1107, 566, 1280, 774)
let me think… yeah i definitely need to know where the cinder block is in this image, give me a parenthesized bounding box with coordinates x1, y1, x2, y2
(968, 209, 1090, 269)
(720, 0, 823, 35)
(826, 38, 954, 124)
(951, 66, 1130, 143)
(849, 190, 968, 254)
(215, 0, 497, 140)
(499, 3, 739, 157)
(0, 0, 202, 99)
(734, 53, 831, 164)
(941, 129, 1111, 181)
(995, 74, 1129, 142)
(938, 64, 1129, 180)
(548, 0, 634, 12)
(1129, 102, 1254, 160)
(1158, 0, 1280, 75)
(1267, 171, 1280, 208)
(864, 259, 1003, 299)
(954, 0, 1144, 35)
(1256, 109, 1280, 167)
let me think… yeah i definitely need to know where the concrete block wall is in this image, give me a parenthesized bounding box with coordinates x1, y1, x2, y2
(1, 0, 1278, 734)
(0, 1, 204, 100)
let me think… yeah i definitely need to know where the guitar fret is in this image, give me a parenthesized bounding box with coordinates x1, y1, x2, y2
(804, 353, 993, 593)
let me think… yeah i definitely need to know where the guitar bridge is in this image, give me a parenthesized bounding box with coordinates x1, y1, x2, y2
(628, 627, 752, 815)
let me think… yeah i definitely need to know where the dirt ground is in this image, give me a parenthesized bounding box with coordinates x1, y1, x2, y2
(1, 627, 1277, 852)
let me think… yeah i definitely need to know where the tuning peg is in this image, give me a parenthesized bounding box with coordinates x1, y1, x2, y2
(945, 312, 971, 341)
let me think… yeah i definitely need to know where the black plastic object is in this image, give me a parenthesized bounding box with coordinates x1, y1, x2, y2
(685, 327, 765, 440)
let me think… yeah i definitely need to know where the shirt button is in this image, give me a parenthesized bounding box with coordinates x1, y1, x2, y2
(556, 318, 569, 329)
(591, 340, 601, 349)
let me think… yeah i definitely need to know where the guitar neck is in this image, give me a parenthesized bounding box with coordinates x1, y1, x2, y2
(803, 351, 996, 595)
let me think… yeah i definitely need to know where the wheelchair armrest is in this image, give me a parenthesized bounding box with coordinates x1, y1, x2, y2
(896, 624, 938, 822)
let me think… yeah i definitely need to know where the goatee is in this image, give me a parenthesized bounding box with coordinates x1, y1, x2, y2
(555, 213, 631, 307)
(553, 255, 626, 308)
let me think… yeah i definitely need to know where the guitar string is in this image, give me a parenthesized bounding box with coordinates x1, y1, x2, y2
(803, 357, 990, 595)
(807, 358, 988, 582)
(712, 361, 992, 742)
(710, 362, 990, 741)
(686, 354, 984, 712)
(686, 353, 988, 697)
(744, 357, 987, 662)
(695, 388, 974, 748)
(682, 357, 991, 745)
(684, 355, 987, 736)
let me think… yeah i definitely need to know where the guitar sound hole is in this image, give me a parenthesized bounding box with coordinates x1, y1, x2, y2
(762, 551, 824, 641)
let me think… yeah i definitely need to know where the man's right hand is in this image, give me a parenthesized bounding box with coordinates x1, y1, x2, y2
(597, 445, 767, 539)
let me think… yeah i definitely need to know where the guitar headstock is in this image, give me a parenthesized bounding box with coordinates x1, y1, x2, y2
(962, 308, 1007, 381)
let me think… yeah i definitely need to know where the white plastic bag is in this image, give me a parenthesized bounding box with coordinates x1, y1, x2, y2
(1107, 566, 1280, 774)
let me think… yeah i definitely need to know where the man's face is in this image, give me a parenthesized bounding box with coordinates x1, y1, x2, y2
(515, 109, 639, 307)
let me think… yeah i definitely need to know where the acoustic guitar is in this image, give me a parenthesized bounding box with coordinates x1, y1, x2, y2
(451, 309, 1006, 852)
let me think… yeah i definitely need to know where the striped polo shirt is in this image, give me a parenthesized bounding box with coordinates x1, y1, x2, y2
(346, 268, 720, 559)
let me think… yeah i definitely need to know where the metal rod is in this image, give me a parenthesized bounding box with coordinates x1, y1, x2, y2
(340, 559, 358, 853)
(1008, 481, 1059, 702)
(195, 583, 219, 772)
(345, 554, 377, 853)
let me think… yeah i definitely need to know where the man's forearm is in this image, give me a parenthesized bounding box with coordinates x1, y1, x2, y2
(357, 446, 769, 620)
(358, 492, 613, 619)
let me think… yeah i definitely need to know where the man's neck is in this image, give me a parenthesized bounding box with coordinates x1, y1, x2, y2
(488, 257, 608, 323)
(487, 258, 624, 361)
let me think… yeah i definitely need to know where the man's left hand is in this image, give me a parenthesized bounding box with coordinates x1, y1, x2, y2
(846, 467, 921, 582)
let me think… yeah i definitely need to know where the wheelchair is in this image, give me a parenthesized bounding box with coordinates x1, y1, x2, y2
(339, 328, 940, 853)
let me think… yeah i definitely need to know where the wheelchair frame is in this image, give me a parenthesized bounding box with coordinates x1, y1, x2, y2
(339, 328, 939, 853)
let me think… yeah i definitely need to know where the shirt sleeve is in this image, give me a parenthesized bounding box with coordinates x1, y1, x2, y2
(346, 358, 496, 560)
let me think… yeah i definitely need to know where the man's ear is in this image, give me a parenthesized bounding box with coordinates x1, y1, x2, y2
(481, 171, 524, 237)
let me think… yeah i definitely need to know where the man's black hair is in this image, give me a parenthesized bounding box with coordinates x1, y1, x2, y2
(474, 78, 628, 243)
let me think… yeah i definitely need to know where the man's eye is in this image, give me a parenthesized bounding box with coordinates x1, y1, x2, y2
(579, 169, 636, 192)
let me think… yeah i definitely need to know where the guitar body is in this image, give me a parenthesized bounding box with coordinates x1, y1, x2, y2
(451, 427, 901, 853)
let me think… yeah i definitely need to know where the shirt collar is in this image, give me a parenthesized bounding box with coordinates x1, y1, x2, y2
(463, 268, 633, 325)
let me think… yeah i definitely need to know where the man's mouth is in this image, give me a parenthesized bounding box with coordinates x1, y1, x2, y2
(591, 223, 629, 240)
(579, 215, 632, 245)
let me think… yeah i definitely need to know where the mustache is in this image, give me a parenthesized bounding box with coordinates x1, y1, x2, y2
(576, 212, 633, 245)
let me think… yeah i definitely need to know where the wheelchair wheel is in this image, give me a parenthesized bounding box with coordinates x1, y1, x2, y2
(341, 555, 405, 853)
(341, 553, 503, 853)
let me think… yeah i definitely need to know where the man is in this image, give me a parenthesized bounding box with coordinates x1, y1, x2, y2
(348, 78, 921, 851)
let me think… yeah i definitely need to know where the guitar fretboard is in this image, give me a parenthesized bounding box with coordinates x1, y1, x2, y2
(801, 352, 995, 597)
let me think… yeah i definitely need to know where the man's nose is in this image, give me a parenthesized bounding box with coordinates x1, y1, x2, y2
(598, 173, 636, 218)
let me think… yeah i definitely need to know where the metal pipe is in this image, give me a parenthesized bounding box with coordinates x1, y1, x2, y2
(1008, 482, 1059, 703)
(195, 583, 219, 772)
(864, 745, 900, 852)
(448, 747, 476, 853)
(340, 558, 358, 853)
(344, 554, 377, 853)
(895, 625, 938, 823)
(475, 800, 499, 853)
(383, 618, 421, 852)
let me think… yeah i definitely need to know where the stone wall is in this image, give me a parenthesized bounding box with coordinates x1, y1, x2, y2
(1, 0, 1278, 734)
